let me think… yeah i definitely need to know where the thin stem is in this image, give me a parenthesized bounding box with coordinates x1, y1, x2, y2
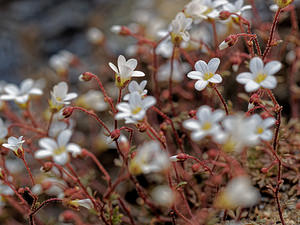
(262, 8, 281, 60)
(213, 85, 229, 115)
(211, 20, 219, 54)
(20, 153, 35, 186)
(168, 45, 177, 116)
(46, 112, 54, 136)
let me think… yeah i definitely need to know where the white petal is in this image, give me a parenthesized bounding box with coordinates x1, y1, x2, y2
(212, 110, 225, 122)
(115, 112, 130, 120)
(236, 72, 253, 84)
(116, 103, 131, 113)
(15, 95, 29, 104)
(109, 62, 119, 73)
(132, 71, 145, 77)
(187, 71, 203, 80)
(143, 96, 156, 109)
(191, 131, 206, 141)
(20, 79, 34, 93)
(197, 106, 211, 122)
(123, 94, 130, 101)
(35, 150, 53, 159)
(194, 80, 208, 91)
(66, 143, 82, 157)
(29, 88, 43, 95)
(183, 119, 201, 130)
(4, 84, 19, 95)
(264, 61, 282, 75)
(64, 93, 78, 101)
(245, 80, 260, 92)
(261, 76, 277, 89)
(39, 138, 58, 150)
(208, 74, 222, 83)
(126, 59, 137, 70)
(128, 81, 139, 93)
(117, 55, 126, 68)
(249, 57, 264, 74)
(53, 152, 69, 165)
(260, 130, 273, 141)
(262, 117, 276, 128)
(0, 95, 16, 101)
(58, 129, 72, 147)
(195, 60, 209, 74)
(208, 58, 220, 73)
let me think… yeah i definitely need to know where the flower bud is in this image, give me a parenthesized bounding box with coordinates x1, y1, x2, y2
(79, 72, 93, 82)
(110, 129, 120, 141)
(219, 11, 231, 20)
(110, 25, 131, 36)
(41, 162, 53, 172)
(62, 107, 74, 118)
(219, 35, 238, 50)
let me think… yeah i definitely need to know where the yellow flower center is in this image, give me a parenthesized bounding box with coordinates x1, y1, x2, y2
(54, 146, 66, 155)
(256, 127, 264, 134)
(254, 73, 267, 83)
(132, 107, 142, 115)
(202, 122, 212, 130)
(203, 72, 214, 81)
(223, 138, 236, 153)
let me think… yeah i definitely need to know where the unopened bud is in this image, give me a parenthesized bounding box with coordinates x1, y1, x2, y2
(219, 35, 238, 50)
(110, 129, 120, 141)
(62, 107, 74, 118)
(79, 72, 93, 82)
(219, 11, 231, 20)
(41, 162, 53, 172)
(170, 153, 188, 162)
(110, 25, 131, 36)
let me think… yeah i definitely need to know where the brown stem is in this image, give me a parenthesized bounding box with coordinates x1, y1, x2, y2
(213, 85, 229, 115)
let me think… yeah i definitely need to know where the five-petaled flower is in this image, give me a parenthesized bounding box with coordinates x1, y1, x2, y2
(2, 136, 25, 155)
(35, 129, 82, 165)
(115, 92, 156, 124)
(187, 58, 222, 91)
(250, 114, 275, 141)
(123, 80, 148, 101)
(50, 82, 78, 111)
(0, 79, 43, 106)
(236, 57, 281, 92)
(183, 105, 225, 141)
(109, 55, 145, 88)
(170, 12, 193, 44)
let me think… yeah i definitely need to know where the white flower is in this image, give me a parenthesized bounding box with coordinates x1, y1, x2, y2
(184, 0, 209, 23)
(0, 79, 43, 104)
(215, 114, 258, 153)
(250, 114, 275, 141)
(115, 92, 156, 124)
(77, 90, 107, 111)
(222, 0, 252, 18)
(32, 177, 66, 198)
(236, 57, 281, 92)
(201, 0, 229, 20)
(157, 60, 190, 82)
(50, 82, 78, 110)
(183, 105, 225, 141)
(109, 55, 145, 88)
(69, 199, 93, 209)
(215, 176, 260, 209)
(187, 58, 222, 91)
(151, 185, 175, 207)
(2, 136, 25, 153)
(0, 178, 14, 207)
(123, 80, 148, 101)
(49, 50, 74, 74)
(35, 129, 82, 165)
(0, 118, 8, 140)
(170, 12, 193, 43)
(86, 27, 104, 44)
(129, 141, 170, 175)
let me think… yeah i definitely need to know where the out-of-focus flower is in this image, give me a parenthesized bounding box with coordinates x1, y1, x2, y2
(214, 176, 260, 209)
(86, 27, 104, 45)
(123, 80, 148, 101)
(236, 57, 281, 92)
(0, 178, 14, 207)
(222, 0, 251, 21)
(151, 185, 175, 207)
(76, 90, 107, 112)
(69, 199, 93, 210)
(129, 141, 170, 175)
(183, 105, 225, 141)
(2, 136, 25, 155)
(250, 114, 275, 141)
(32, 177, 66, 199)
(187, 58, 222, 91)
(157, 60, 190, 82)
(184, 0, 209, 23)
(0, 118, 8, 142)
(215, 114, 258, 153)
(109, 55, 145, 88)
(0, 79, 43, 105)
(35, 129, 81, 165)
(170, 12, 193, 43)
(49, 50, 75, 75)
(110, 25, 122, 34)
(49, 82, 78, 111)
(194, 0, 229, 20)
(115, 92, 156, 124)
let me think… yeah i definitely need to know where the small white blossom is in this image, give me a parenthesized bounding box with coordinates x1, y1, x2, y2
(170, 12, 193, 43)
(183, 105, 225, 141)
(50, 82, 78, 110)
(115, 92, 156, 124)
(187, 58, 222, 91)
(215, 176, 260, 209)
(109, 55, 145, 88)
(86, 27, 104, 44)
(151, 185, 175, 207)
(250, 114, 275, 141)
(200, 0, 229, 20)
(236, 57, 281, 92)
(35, 129, 82, 165)
(2, 136, 25, 154)
(129, 141, 170, 175)
(215, 114, 258, 153)
(123, 80, 148, 101)
(0, 79, 43, 104)
(184, 0, 209, 23)
(157, 60, 190, 82)
(49, 50, 74, 74)
(77, 90, 107, 111)
(222, 0, 252, 18)
(32, 177, 66, 198)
